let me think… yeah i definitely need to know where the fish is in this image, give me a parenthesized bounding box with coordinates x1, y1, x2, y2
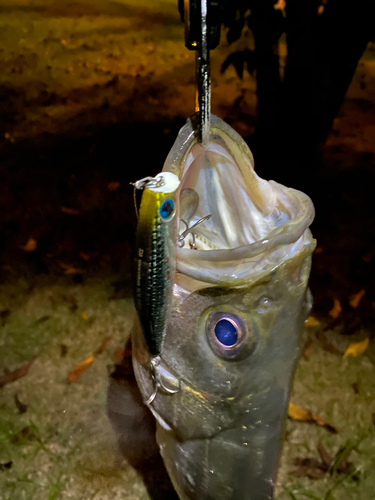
(129, 115, 315, 500)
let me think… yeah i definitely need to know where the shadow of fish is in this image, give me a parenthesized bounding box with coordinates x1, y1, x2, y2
(124, 115, 315, 500)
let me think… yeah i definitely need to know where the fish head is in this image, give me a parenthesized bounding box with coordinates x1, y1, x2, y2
(132, 116, 316, 500)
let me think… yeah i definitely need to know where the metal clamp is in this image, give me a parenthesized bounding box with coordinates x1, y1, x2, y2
(179, 1, 223, 147)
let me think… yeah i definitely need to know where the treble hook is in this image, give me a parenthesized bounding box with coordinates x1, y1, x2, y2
(130, 175, 165, 218)
(145, 356, 180, 406)
(177, 214, 212, 248)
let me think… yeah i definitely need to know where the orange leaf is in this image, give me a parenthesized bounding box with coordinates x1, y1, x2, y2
(108, 181, 120, 191)
(21, 238, 37, 252)
(81, 312, 89, 321)
(349, 289, 366, 308)
(59, 262, 82, 274)
(79, 252, 90, 261)
(305, 316, 320, 327)
(288, 402, 311, 421)
(344, 338, 369, 358)
(288, 402, 338, 433)
(68, 355, 94, 383)
(329, 298, 342, 319)
(61, 206, 79, 215)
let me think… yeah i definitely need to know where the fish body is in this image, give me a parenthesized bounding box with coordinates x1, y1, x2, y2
(133, 172, 180, 356)
(132, 116, 315, 499)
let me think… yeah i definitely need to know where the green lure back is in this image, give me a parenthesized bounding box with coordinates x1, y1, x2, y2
(133, 173, 180, 356)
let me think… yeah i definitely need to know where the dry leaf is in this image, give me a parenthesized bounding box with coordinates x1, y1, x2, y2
(344, 338, 369, 358)
(0, 359, 35, 388)
(95, 336, 111, 355)
(108, 181, 121, 191)
(329, 298, 342, 319)
(288, 402, 311, 420)
(303, 339, 314, 359)
(68, 355, 94, 383)
(61, 206, 79, 215)
(273, 0, 286, 10)
(113, 347, 125, 364)
(59, 262, 82, 274)
(81, 312, 89, 321)
(305, 316, 320, 327)
(79, 252, 90, 261)
(314, 247, 324, 254)
(21, 238, 37, 252)
(317, 443, 333, 468)
(288, 403, 338, 433)
(349, 289, 366, 308)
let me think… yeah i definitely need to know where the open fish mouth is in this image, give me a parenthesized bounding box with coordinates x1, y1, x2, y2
(163, 115, 315, 286)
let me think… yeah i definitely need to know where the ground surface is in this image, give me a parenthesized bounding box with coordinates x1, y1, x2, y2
(1, 1, 375, 499)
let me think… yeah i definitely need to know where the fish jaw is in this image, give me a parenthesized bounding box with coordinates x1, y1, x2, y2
(163, 115, 315, 286)
(132, 250, 313, 500)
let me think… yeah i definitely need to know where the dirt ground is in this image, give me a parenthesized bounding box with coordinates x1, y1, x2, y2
(1, 1, 375, 499)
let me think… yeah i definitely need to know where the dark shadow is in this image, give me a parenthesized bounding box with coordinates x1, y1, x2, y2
(107, 340, 179, 500)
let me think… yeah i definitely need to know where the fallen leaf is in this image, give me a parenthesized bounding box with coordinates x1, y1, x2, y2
(288, 403, 338, 433)
(305, 316, 320, 327)
(329, 298, 342, 319)
(289, 467, 326, 479)
(14, 394, 28, 414)
(21, 238, 37, 252)
(273, 0, 286, 10)
(344, 338, 369, 358)
(108, 181, 121, 191)
(59, 262, 82, 275)
(65, 267, 81, 275)
(35, 315, 50, 324)
(68, 355, 94, 383)
(60, 344, 68, 357)
(349, 289, 366, 308)
(302, 339, 314, 359)
(0, 359, 35, 389)
(288, 402, 311, 420)
(61, 206, 79, 215)
(79, 252, 90, 261)
(81, 312, 89, 321)
(11, 426, 39, 444)
(95, 336, 111, 355)
(317, 443, 333, 469)
(352, 382, 359, 394)
(294, 458, 323, 469)
(113, 347, 125, 364)
(314, 247, 324, 254)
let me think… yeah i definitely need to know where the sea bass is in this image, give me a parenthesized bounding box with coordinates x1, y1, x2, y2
(131, 115, 315, 500)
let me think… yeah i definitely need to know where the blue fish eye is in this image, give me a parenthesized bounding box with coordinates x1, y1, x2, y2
(214, 319, 238, 346)
(160, 199, 175, 220)
(206, 312, 250, 359)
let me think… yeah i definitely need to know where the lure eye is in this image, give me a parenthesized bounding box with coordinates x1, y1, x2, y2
(206, 312, 250, 359)
(160, 199, 175, 220)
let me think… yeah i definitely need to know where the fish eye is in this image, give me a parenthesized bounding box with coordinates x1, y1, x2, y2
(160, 198, 175, 220)
(206, 312, 250, 359)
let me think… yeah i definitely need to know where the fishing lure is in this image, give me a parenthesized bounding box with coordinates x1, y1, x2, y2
(133, 172, 180, 359)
